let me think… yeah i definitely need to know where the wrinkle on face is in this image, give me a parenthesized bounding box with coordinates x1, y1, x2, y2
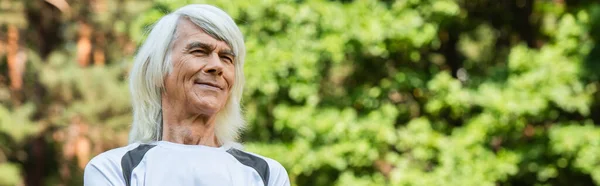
(166, 19, 234, 112)
(160, 17, 236, 145)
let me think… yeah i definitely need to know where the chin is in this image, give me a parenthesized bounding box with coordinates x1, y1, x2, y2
(190, 100, 224, 116)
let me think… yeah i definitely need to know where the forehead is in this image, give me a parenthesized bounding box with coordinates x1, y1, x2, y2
(173, 18, 231, 50)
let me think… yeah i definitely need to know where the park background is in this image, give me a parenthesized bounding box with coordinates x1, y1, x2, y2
(1, 0, 600, 185)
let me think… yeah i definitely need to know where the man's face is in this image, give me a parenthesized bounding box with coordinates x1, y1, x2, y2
(163, 18, 235, 116)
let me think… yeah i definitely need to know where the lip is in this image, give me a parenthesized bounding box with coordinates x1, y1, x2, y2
(194, 81, 223, 90)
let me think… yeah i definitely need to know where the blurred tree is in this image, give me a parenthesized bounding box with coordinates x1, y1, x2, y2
(0, 0, 599, 185)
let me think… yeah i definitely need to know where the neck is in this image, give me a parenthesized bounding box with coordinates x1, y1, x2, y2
(160, 98, 220, 147)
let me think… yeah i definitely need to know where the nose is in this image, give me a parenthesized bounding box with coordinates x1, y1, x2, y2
(203, 54, 223, 76)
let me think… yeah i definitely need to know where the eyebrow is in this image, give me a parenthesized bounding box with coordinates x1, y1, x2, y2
(184, 41, 215, 52)
(218, 49, 236, 57)
(184, 41, 236, 57)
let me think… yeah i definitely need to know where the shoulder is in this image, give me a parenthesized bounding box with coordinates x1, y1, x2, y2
(247, 151, 287, 176)
(84, 143, 145, 186)
(86, 143, 142, 170)
(226, 148, 290, 186)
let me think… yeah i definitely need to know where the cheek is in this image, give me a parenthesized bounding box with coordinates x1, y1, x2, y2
(166, 58, 198, 93)
(225, 66, 236, 89)
(164, 73, 186, 98)
(175, 57, 199, 80)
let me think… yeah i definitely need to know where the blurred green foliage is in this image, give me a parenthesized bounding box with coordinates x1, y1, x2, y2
(1, 0, 600, 185)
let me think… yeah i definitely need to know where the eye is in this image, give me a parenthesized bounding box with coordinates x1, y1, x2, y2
(191, 49, 206, 54)
(221, 56, 234, 64)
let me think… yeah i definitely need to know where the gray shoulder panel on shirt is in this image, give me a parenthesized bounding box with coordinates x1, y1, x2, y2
(121, 144, 156, 186)
(226, 148, 270, 186)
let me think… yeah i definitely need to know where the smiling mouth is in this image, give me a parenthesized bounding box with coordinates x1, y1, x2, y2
(194, 81, 223, 90)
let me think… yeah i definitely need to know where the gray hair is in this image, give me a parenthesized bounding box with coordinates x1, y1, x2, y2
(127, 4, 246, 145)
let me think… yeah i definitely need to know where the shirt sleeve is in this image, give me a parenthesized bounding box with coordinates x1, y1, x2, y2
(84, 151, 127, 186)
(266, 159, 291, 186)
(84, 162, 116, 186)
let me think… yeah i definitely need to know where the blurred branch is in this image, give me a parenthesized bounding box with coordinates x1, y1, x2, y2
(7, 25, 25, 93)
(77, 21, 92, 67)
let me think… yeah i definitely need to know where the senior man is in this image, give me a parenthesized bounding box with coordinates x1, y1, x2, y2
(84, 4, 289, 186)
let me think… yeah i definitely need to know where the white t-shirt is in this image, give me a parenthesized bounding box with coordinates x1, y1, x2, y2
(84, 141, 290, 186)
